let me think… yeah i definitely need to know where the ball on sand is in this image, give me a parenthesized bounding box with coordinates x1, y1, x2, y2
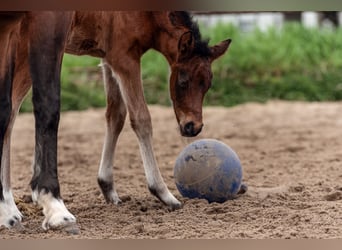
(174, 139, 243, 203)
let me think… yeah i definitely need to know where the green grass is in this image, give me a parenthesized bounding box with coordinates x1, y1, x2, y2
(20, 22, 342, 112)
(202, 22, 342, 106)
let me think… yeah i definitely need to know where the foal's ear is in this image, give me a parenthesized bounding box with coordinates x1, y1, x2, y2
(210, 39, 232, 62)
(178, 31, 195, 61)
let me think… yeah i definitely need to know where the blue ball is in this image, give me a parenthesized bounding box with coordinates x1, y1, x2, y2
(174, 139, 243, 203)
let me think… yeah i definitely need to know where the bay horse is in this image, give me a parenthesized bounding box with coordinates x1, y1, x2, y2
(0, 11, 231, 232)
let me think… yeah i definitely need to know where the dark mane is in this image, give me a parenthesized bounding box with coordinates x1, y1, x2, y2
(168, 11, 211, 57)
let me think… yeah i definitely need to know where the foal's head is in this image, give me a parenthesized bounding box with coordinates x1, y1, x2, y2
(170, 31, 231, 137)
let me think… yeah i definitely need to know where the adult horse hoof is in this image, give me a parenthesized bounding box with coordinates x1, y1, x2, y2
(0, 197, 23, 230)
(33, 191, 77, 233)
(42, 214, 76, 230)
(63, 222, 80, 235)
(46, 222, 80, 235)
(5, 218, 25, 232)
(42, 210, 77, 233)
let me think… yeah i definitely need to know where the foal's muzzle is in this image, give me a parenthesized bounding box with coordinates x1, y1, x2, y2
(180, 121, 203, 137)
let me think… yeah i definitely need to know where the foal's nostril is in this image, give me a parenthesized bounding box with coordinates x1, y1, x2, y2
(184, 122, 195, 135)
(184, 122, 204, 137)
(181, 122, 203, 137)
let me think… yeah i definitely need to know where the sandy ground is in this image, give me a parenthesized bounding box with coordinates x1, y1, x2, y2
(1, 101, 342, 239)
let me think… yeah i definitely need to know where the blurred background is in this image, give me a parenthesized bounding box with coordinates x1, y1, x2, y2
(20, 11, 342, 112)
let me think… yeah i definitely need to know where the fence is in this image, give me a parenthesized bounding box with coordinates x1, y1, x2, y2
(192, 12, 341, 32)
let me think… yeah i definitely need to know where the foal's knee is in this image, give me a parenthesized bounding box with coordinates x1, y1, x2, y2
(105, 105, 126, 130)
(130, 112, 152, 138)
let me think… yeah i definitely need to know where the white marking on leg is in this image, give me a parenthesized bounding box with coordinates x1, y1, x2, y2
(138, 135, 181, 208)
(98, 131, 114, 182)
(0, 190, 22, 228)
(31, 189, 38, 204)
(30, 147, 41, 206)
(32, 190, 76, 230)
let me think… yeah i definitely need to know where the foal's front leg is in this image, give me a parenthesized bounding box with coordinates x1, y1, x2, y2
(97, 61, 127, 204)
(28, 12, 77, 231)
(108, 58, 181, 210)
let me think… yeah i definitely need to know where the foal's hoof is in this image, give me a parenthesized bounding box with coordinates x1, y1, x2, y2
(237, 183, 248, 195)
(168, 201, 183, 211)
(148, 186, 183, 211)
(104, 192, 123, 205)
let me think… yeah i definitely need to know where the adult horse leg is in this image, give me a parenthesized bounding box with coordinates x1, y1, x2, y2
(97, 60, 127, 204)
(27, 12, 77, 231)
(0, 14, 23, 229)
(107, 57, 181, 210)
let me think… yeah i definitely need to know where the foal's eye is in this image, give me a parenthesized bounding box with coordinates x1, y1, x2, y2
(178, 79, 188, 88)
(200, 80, 210, 90)
(178, 71, 189, 89)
